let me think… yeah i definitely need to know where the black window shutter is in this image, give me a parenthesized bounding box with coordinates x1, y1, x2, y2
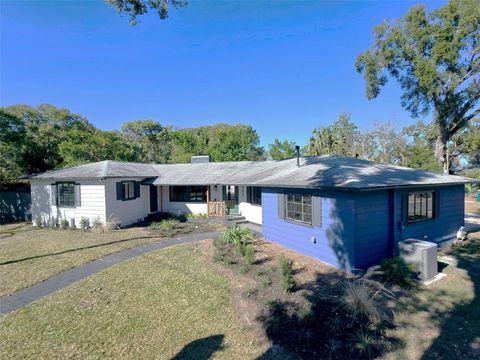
(51, 184, 57, 206)
(312, 196, 322, 227)
(74, 184, 81, 207)
(116, 182, 123, 201)
(277, 193, 285, 219)
(247, 187, 251, 203)
(435, 192, 440, 218)
(134, 182, 140, 199)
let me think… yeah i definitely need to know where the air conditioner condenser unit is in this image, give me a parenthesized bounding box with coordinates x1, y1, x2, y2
(398, 239, 438, 280)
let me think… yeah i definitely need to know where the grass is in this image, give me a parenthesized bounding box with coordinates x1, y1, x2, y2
(0, 220, 224, 297)
(0, 244, 263, 359)
(379, 231, 480, 360)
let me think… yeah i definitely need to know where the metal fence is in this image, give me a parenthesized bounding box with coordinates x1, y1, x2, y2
(0, 189, 31, 224)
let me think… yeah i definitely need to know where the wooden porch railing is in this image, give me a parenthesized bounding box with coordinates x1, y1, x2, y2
(207, 201, 226, 218)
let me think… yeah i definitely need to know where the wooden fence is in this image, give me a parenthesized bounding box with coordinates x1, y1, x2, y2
(207, 201, 226, 218)
(0, 189, 31, 224)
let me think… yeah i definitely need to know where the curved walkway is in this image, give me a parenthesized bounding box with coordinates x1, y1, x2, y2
(0, 231, 220, 315)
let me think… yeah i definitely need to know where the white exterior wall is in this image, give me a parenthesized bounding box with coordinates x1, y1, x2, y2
(238, 185, 263, 225)
(104, 178, 151, 226)
(31, 179, 106, 226)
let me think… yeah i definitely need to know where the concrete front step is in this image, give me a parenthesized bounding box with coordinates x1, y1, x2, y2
(226, 215, 246, 222)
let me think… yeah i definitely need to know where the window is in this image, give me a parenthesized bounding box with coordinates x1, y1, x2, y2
(57, 182, 75, 207)
(169, 186, 208, 202)
(407, 191, 436, 224)
(122, 181, 136, 200)
(285, 194, 312, 225)
(247, 186, 262, 206)
(116, 181, 140, 201)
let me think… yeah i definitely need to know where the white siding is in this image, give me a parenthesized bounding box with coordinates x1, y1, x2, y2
(104, 178, 150, 226)
(31, 179, 106, 226)
(238, 185, 262, 224)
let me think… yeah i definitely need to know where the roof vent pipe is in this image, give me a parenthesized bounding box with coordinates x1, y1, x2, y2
(295, 145, 300, 167)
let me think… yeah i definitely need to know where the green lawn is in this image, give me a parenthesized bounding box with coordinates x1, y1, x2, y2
(0, 223, 168, 296)
(1, 222, 478, 359)
(0, 244, 264, 359)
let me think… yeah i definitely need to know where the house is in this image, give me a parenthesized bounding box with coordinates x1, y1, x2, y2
(27, 155, 472, 272)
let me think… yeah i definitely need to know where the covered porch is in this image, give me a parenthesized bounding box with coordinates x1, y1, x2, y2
(144, 182, 262, 224)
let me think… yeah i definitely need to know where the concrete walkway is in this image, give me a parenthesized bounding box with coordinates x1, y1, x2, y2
(0, 231, 220, 315)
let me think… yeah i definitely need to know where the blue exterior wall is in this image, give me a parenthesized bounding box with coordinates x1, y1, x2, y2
(353, 190, 392, 270)
(393, 184, 465, 244)
(262, 188, 356, 272)
(262, 184, 465, 272)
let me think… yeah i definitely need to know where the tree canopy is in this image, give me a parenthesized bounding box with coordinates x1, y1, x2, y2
(106, 0, 187, 25)
(356, 0, 480, 173)
(268, 139, 297, 160)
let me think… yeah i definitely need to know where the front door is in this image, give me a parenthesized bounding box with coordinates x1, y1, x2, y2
(223, 185, 239, 215)
(149, 185, 158, 213)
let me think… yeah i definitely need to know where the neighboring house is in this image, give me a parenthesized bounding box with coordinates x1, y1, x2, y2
(27, 155, 472, 272)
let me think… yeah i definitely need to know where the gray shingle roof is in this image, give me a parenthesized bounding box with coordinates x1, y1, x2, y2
(29, 160, 159, 179)
(29, 156, 474, 190)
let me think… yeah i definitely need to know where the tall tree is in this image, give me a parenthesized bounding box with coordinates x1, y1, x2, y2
(106, 0, 187, 25)
(121, 120, 169, 163)
(356, 0, 480, 173)
(402, 121, 442, 171)
(308, 113, 359, 157)
(2, 104, 94, 174)
(360, 121, 407, 165)
(268, 139, 297, 160)
(59, 129, 143, 166)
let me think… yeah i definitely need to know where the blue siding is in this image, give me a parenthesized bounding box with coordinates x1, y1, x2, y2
(353, 184, 465, 270)
(394, 185, 465, 244)
(262, 184, 465, 272)
(353, 190, 392, 269)
(262, 188, 355, 272)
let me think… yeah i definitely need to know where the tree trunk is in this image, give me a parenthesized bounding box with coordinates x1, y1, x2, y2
(435, 127, 449, 174)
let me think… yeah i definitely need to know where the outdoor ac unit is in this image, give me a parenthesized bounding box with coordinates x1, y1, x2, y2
(398, 239, 438, 281)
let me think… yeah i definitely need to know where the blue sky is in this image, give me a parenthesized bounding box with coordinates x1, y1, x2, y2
(1, 0, 446, 146)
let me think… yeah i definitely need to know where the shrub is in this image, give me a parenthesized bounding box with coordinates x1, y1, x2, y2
(34, 217, 43, 227)
(380, 257, 417, 288)
(296, 307, 314, 326)
(103, 216, 120, 232)
(279, 254, 297, 293)
(152, 219, 180, 231)
(60, 219, 70, 229)
(186, 212, 208, 219)
(244, 244, 255, 266)
(245, 287, 258, 298)
(79, 217, 90, 231)
(221, 224, 253, 245)
(92, 217, 104, 233)
(235, 241, 247, 257)
(353, 328, 377, 360)
(49, 217, 58, 228)
(239, 265, 249, 274)
(261, 277, 272, 288)
(342, 279, 394, 327)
